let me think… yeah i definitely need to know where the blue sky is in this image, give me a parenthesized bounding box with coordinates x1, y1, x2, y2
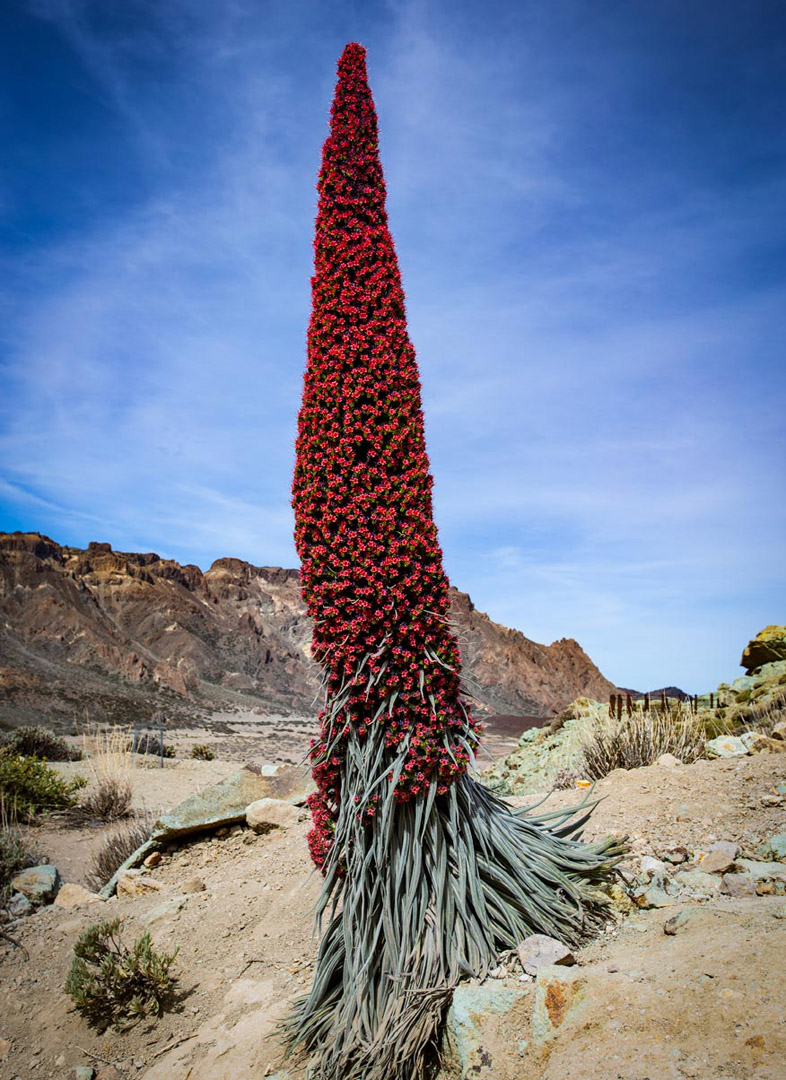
(1, 0, 784, 693)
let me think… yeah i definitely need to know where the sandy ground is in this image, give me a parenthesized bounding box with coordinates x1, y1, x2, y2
(1, 746, 785, 1080)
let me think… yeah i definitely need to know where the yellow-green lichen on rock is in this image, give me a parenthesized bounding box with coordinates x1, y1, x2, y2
(741, 625, 786, 673)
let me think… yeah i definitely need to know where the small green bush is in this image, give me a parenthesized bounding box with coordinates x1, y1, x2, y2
(0, 754, 86, 821)
(190, 744, 215, 761)
(0, 726, 81, 762)
(64, 918, 178, 1030)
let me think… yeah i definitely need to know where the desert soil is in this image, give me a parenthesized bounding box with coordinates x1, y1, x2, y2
(1, 743, 785, 1080)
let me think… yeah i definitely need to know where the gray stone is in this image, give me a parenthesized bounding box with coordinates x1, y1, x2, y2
(700, 850, 737, 874)
(705, 735, 749, 759)
(10, 864, 61, 904)
(661, 846, 689, 864)
(531, 966, 587, 1043)
(720, 874, 757, 897)
(153, 764, 315, 840)
(7, 891, 33, 917)
(675, 869, 722, 894)
(517, 934, 575, 974)
(640, 856, 667, 877)
(737, 859, 786, 882)
(246, 797, 301, 834)
(633, 884, 675, 909)
(663, 910, 696, 935)
(755, 833, 786, 862)
(445, 984, 530, 1077)
(708, 840, 740, 860)
(74, 1067, 95, 1080)
(655, 753, 682, 767)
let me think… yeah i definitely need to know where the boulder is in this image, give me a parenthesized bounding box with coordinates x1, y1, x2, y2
(517, 934, 575, 975)
(720, 874, 757, 898)
(633, 884, 675, 909)
(755, 833, 786, 862)
(10, 864, 60, 904)
(53, 883, 104, 908)
(772, 722, 786, 741)
(741, 626, 786, 673)
(675, 869, 722, 895)
(153, 764, 314, 840)
(737, 859, 786, 883)
(705, 735, 749, 759)
(531, 965, 588, 1043)
(740, 731, 786, 754)
(444, 984, 530, 1077)
(246, 797, 301, 834)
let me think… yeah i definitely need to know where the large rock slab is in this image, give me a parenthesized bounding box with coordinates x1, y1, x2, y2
(246, 797, 301, 834)
(153, 764, 314, 840)
(444, 984, 531, 1078)
(531, 965, 588, 1043)
(10, 864, 61, 904)
(742, 625, 786, 672)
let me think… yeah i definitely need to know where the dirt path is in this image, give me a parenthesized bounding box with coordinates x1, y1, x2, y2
(1, 748, 784, 1080)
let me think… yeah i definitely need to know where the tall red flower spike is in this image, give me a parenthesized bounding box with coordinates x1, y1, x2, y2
(285, 43, 623, 1080)
(293, 42, 481, 866)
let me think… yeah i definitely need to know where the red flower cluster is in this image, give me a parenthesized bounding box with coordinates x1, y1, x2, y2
(293, 43, 482, 870)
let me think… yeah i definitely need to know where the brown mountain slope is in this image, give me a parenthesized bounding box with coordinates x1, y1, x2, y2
(0, 532, 617, 727)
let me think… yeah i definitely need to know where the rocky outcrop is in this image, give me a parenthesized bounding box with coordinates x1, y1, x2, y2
(0, 532, 617, 726)
(742, 625, 786, 673)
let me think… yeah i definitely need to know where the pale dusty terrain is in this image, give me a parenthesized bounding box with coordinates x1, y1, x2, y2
(1, 749, 785, 1080)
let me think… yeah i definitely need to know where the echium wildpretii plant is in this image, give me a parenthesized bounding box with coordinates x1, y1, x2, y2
(287, 42, 625, 1080)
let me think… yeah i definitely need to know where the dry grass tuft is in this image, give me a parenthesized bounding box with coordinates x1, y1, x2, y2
(79, 727, 136, 821)
(579, 702, 707, 780)
(85, 813, 155, 893)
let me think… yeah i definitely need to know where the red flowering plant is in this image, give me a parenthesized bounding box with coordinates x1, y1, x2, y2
(285, 43, 624, 1080)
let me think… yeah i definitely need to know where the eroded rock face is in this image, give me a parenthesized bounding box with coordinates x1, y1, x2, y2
(0, 531, 618, 725)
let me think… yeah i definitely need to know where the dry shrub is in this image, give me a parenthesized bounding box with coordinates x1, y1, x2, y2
(85, 814, 155, 893)
(0, 726, 81, 762)
(79, 727, 136, 821)
(580, 703, 706, 780)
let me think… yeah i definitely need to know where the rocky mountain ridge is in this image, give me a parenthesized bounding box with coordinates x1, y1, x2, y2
(0, 532, 618, 727)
